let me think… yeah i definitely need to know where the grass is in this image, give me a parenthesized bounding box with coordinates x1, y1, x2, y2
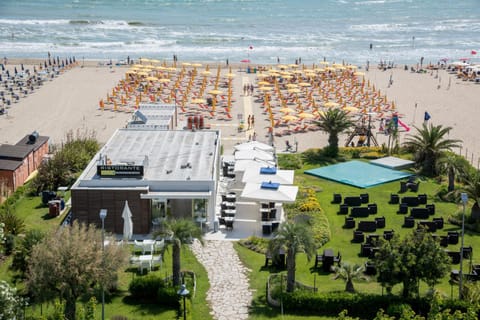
(22, 243, 212, 319)
(234, 159, 477, 319)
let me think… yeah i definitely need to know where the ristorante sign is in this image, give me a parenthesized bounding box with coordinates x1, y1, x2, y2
(97, 165, 144, 178)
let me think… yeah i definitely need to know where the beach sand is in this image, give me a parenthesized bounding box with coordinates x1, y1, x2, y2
(1, 59, 478, 166)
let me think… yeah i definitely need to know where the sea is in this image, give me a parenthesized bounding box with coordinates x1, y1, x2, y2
(1, 0, 479, 65)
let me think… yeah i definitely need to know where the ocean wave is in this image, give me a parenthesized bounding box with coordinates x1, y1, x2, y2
(0, 18, 70, 25)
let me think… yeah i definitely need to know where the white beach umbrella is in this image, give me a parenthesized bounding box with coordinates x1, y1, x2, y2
(240, 182, 298, 203)
(122, 200, 133, 240)
(234, 149, 275, 162)
(242, 167, 294, 185)
(233, 141, 275, 152)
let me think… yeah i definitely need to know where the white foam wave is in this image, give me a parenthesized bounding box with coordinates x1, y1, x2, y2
(0, 18, 70, 25)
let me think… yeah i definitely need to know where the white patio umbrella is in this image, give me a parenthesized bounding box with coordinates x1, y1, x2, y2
(233, 141, 275, 152)
(122, 200, 133, 240)
(242, 167, 294, 185)
(240, 182, 298, 203)
(234, 149, 275, 162)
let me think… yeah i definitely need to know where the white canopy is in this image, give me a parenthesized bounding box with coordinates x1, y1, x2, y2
(240, 182, 298, 203)
(234, 141, 275, 152)
(234, 149, 275, 161)
(234, 159, 276, 173)
(122, 200, 133, 240)
(242, 167, 294, 185)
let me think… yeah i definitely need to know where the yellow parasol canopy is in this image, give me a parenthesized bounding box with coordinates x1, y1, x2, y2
(279, 107, 295, 114)
(287, 88, 301, 94)
(146, 76, 158, 81)
(208, 89, 223, 95)
(298, 82, 311, 87)
(201, 71, 212, 76)
(297, 112, 315, 119)
(324, 101, 340, 108)
(258, 81, 270, 86)
(258, 86, 273, 91)
(282, 115, 298, 122)
(158, 78, 171, 83)
(191, 98, 206, 104)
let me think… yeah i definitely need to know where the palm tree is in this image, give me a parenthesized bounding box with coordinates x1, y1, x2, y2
(316, 108, 353, 158)
(331, 262, 368, 293)
(403, 124, 462, 177)
(436, 152, 469, 192)
(459, 169, 480, 220)
(268, 221, 316, 292)
(154, 218, 203, 286)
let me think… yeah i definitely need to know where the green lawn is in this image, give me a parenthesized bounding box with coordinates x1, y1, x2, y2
(235, 164, 475, 318)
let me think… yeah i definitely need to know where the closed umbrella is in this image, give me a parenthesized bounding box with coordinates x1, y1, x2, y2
(122, 200, 133, 240)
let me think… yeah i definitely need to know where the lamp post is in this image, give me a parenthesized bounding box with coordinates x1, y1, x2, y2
(99, 209, 107, 320)
(177, 283, 189, 320)
(459, 193, 468, 299)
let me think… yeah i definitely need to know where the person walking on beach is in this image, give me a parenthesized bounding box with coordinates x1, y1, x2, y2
(251, 115, 255, 128)
(247, 115, 251, 129)
(243, 84, 247, 96)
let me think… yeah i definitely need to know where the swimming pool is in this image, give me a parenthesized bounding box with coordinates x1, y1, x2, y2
(304, 160, 413, 188)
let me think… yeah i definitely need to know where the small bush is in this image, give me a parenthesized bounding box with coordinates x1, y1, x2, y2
(157, 287, 180, 308)
(278, 153, 303, 169)
(128, 274, 164, 301)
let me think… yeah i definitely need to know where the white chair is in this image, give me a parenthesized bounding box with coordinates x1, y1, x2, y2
(152, 255, 163, 270)
(139, 260, 151, 274)
(133, 240, 144, 253)
(154, 239, 165, 253)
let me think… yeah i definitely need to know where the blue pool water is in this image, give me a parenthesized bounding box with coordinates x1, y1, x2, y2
(304, 160, 412, 188)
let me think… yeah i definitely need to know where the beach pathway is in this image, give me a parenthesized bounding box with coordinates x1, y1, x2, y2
(190, 240, 252, 320)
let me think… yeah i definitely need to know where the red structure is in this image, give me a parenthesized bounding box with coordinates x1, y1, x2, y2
(0, 132, 49, 192)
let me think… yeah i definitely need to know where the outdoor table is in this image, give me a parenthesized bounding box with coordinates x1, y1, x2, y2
(222, 209, 236, 217)
(225, 193, 236, 202)
(222, 201, 236, 209)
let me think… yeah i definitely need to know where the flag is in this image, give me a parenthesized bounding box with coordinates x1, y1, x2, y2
(472, 50, 477, 55)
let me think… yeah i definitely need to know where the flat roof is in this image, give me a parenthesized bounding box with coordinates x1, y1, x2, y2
(0, 159, 22, 171)
(80, 129, 220, 182)
(16, 134, 49, 151)
(0, 145, 32, 160)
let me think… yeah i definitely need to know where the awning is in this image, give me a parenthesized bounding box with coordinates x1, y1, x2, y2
(140, 191, 212, 200)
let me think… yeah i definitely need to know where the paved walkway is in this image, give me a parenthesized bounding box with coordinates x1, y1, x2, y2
(190, 240, 252, 320)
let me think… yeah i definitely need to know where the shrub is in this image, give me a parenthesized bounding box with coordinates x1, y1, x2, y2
(278, 153, 303, 169)
(238, 236, 269, 253)
(157, 287, 180, 308)
(280, 291, 431, 319)
(128, 274, 164, 301)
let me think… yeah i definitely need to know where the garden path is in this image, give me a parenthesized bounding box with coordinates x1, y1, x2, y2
(190, 240, 252, 320)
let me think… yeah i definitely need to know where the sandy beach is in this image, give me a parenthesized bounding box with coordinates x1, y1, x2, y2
(1, 59, 478, 166)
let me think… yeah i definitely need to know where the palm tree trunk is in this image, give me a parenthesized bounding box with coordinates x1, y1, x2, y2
(346, 280, 355, 293)
(286, 250, 296, 293)
(447, 169, 455, 192)
(172, 239, 182, 286)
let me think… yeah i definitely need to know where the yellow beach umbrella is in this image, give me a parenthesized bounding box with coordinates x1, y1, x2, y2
(192, 63, 202, 67)
(288, 88, 301, 94)
(298, 82, 311, 87)
(279, 107, 295, 114)
(158, 78, 171, 83)
(208, 89, 223, 95)
(324, 101, 340, 108)
(137, 72, 148, 76)
(343, 106, 359, 113)
(191, 98, 206, 104)
(226, 73, 236, 78)
(297, 112, 315, 119)
(354, 72, 365, 76)
(258, 86, 273, 91)
(182, 62, 192, 66)
(201, 71, 212, 76)
(282, 115, 298, 122)
(258, 81, 270, 86)
(286, 83, 298, 88)
(146, 76, 158, 81)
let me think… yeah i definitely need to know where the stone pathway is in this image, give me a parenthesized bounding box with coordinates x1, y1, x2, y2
(190, 240, 252, 320)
